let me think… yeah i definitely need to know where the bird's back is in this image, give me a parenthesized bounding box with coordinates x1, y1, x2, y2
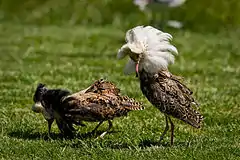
(67, 79, 120, 99)
(139, 70, 203, 128)
(85, 79, 120, 95)
(62, 91, 144, 122)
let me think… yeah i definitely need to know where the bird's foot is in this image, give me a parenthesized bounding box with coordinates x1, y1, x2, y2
(72, 120, 86, 127)
(159, 135, 165, 145)
(99, 131, 107, 138)
(94, 131, 107, 140)
(159, 136, 164, 142)
(89, 130, 97, 137)
(47, 132, 53, 140)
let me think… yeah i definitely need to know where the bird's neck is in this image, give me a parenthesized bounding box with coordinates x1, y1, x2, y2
(42, 89, 71, 110)
(139, 69, 171, 82)
(138, 57, 170, 75)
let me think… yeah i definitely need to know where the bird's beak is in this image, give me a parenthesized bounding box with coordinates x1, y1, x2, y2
(32, 102, 44, 113)
(135, 61, 139, 77)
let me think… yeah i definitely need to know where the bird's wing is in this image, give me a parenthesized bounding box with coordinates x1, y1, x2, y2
(158, 71, 194, 97)
(157, 74, 203, 128)
(141, 71, 202, 128)
(62, 79, 121, 103)
(62, 92, 144, 121)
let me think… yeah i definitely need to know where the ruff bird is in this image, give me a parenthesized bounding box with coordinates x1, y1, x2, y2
(62, 79, 144, 137)
(32, 79, 144, 138)
(117, 26, 203, 145)
(134, 0, 186, 29)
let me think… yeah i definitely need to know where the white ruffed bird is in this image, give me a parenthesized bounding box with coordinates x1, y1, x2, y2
(117, 26, 203, 145)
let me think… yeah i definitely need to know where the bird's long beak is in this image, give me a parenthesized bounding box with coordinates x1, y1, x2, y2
(135, 61, 139, 77)
(136, 63, 139, 73)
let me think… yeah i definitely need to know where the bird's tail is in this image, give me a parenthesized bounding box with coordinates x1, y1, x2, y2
(118, 96, 144, 111)
(182, 107, 203, 129)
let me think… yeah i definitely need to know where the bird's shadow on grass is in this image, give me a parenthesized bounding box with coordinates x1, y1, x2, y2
(138, 138, 191, 149)
(138, 139, 168, 148)
(74, 130, 121, 140)
(8, 129, 121, 141)
(69, 138, 188, 149)
(8, 129, 189, 149)
(8, 129, 64, 141)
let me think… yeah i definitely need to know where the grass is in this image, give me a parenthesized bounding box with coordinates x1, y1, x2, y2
(1, 0, 240, 31)
(0, 22, 240, 160)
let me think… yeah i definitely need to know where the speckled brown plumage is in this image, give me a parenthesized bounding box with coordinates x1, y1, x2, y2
(139, 69, 203, 144)
(62, 80, 144, 137)
(85, 79, 121, 95)
(63, 92, 143, 121)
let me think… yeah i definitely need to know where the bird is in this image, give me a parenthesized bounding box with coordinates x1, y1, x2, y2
(61, 79, 144, 137)
(133, 0, 186, 29)
(117, 26, 203, 145)
(32, 79, 144, 138)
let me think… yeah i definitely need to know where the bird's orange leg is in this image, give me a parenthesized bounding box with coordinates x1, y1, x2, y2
(160, 115, 169, 142)
(168, 117, 174, 145)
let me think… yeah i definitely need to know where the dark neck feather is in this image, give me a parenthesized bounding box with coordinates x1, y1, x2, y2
(139, 69, 156, 82)
(42, 89, 71, 110)
(139, 69, 172, 84)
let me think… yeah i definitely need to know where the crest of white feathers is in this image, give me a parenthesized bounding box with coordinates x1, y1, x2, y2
(117, 26, 178, 74)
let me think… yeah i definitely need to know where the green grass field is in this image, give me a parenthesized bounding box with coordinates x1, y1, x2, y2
(0, 21, 240, 159)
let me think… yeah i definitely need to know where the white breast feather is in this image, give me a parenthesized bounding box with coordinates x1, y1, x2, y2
(124, 59, 136, 75)
(117, 26, 178, 74)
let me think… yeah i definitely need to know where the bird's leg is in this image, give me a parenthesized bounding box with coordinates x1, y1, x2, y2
(91, 121, 104, 135)
(47, 119, 54, 137)
(168, 117, 175, 145)
(160, 115, 169, 142)
(56, 120, 74, 137)
(73, 120, 86, 127)
(67, 122, 76, 131)
(56, 119, 64, 134)
(99, 120, 113, 138)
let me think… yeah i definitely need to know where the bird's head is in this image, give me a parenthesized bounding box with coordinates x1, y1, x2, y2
(117, 26, 178, 76)
(32, 83, 48, 113)
(32, 83, 57, 122)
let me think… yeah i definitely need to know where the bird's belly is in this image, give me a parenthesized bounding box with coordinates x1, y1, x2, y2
(71, 114, 107, 122)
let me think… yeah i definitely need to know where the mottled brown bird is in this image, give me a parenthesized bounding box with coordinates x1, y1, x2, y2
(62, 79, 144, 137)
(117, 26, 203, 145)
(32, 79, 144, 137)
